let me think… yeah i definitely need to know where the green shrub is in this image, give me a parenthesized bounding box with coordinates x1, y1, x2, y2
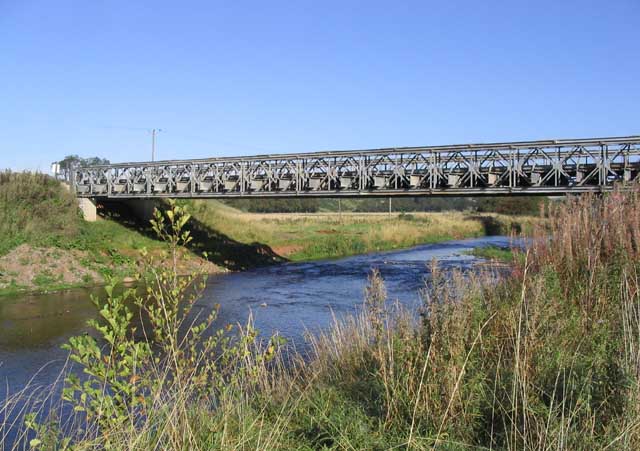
(0, 171, 81, 255)
(22, 201, 280, 448)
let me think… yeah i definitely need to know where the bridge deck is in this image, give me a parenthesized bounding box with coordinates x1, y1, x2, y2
(72, 136, 640, 198)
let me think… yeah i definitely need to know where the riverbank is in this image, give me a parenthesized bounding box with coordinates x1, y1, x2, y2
(183, 199, 541, 261)
(0, 172, 542, 296)
(0, 172, 221, 296)
(8, 189, 638, 449)
(0, 235, 515, 409)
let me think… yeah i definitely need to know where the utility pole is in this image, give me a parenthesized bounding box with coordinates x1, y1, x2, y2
(151, 128, 162, 161)
(388, 197, 392, 218)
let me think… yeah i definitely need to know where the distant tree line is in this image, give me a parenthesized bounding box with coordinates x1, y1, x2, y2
(473, 196, 543, 215)
(224, 198, 321, 213)
(225, 196, 544, 216)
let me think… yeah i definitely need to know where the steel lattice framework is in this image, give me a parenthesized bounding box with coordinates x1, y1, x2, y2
(72, 136, 640, 199)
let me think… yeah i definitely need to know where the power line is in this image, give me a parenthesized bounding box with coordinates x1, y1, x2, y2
(99, 125, 152, 132)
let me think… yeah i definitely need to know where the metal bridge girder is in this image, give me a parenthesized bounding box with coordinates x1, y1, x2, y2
(71, 136, 640, 199)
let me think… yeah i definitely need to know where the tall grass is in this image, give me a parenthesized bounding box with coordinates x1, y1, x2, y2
(3, 189, 640, 449)
(279, 190, 640, 449)
(0, 172, 80, 255)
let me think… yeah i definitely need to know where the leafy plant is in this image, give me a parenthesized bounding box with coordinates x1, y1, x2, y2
(26, 200, 278, 447)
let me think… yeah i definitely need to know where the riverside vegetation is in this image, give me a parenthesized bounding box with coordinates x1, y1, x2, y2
(0, 171, 208, 295)
(468, 245, 516, 262)
(178, 199, 539, 261)
(0, 171, 539, 295)
(2, 188, 640, 449)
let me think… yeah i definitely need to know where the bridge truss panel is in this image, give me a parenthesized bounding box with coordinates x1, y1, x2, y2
(72, 136, 640, 199)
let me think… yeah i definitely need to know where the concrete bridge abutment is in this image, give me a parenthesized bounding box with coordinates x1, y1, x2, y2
(78, 197, 158, 223)
(78, 197, 97, 222)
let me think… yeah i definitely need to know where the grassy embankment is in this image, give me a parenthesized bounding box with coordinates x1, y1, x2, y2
(0, 172, 195, 295)
(0, 171, 540, 295)
(182, 199, 540, 261)
(5, 188, 640, 449)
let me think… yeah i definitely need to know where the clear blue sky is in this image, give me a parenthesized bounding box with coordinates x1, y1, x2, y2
(1, 0, 638, 171)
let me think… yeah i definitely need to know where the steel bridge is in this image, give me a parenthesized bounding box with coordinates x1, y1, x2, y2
(72, 135, 640, 199)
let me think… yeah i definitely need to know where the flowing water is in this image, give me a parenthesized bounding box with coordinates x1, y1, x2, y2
(0, 235, 513, 409)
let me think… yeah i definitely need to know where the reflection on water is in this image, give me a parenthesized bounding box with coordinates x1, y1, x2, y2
(0, 290, 95, 349)
(0, 235, 514, 403)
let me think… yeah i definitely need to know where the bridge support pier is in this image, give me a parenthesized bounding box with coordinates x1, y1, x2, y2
(78, 197, 97, 222)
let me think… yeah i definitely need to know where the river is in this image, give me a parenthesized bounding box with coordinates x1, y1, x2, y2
(0, 235, 513, 408)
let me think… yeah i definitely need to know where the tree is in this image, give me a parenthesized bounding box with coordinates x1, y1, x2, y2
(58, 155, 110, 170)
(225, 198, 320, 213)
(57, 155, 111, 179)
(474, 196, 543, 216)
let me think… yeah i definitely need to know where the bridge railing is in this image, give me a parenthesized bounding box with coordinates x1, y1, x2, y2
(72, 136, 640, 198)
